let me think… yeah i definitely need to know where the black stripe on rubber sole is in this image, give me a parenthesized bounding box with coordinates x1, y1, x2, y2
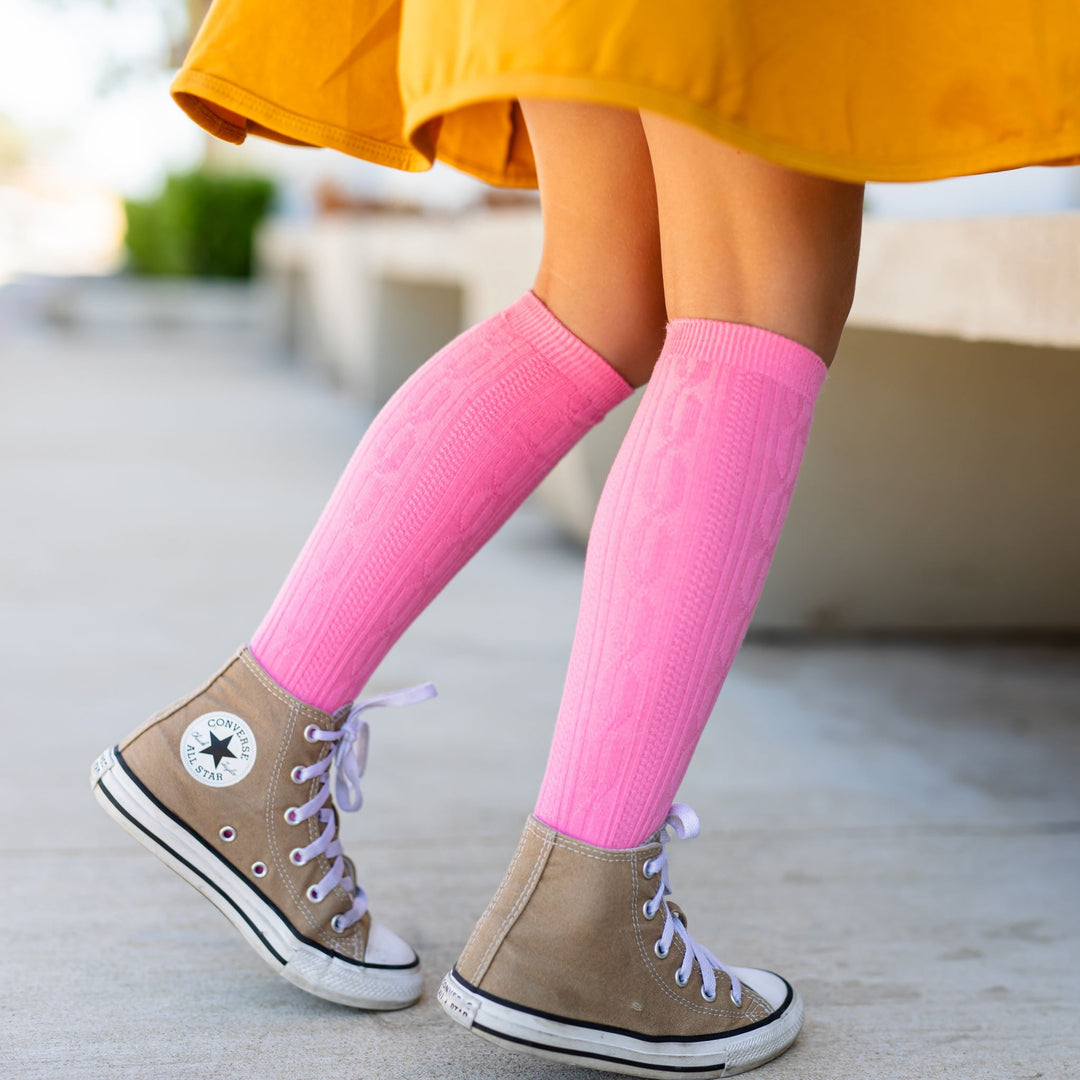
(96, 769, 288, 965)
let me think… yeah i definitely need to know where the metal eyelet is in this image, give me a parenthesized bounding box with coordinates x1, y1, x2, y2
(642, 900, 657, 920)
(303, 724, 321, 743)
(290, 765, 306, 784)
(731, 990, 743, 1008)
(251, 862, 268, 878)
(330, 914, 347, 934)
(284, 807, 301, 825)
(218, 826, 236, 842)
(289, 848, 306, 866)
(674, 969, 689, 988)
(642, 860, 656, 880)
(306, 884, 322, 903)
(654, 940, 669, 959)
(701, 986, 717, 1002)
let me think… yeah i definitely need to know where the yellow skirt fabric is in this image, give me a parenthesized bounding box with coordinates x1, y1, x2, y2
(171, 0, 1080, 188)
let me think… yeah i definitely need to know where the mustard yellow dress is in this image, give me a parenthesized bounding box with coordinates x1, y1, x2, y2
(172, 0, 1080, 187)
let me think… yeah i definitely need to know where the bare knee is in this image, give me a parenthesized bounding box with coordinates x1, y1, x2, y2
(641, 110, 863, 367)
(522, 98, 668, 387)
(532, 272, 666, 388)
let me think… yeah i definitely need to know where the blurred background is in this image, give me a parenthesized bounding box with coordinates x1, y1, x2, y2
(1, 3, 1078, 1079)
(4, 0, 1080, 632)
(4, 0, 1080, 281)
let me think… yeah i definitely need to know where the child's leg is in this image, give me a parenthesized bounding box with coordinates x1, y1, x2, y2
(535, 109, 864, 847)
(93, 105, 668, 1011)
(252, 103, 667, 713)
(94, 292, 638, 1013)
(441, 104, 862, 1075)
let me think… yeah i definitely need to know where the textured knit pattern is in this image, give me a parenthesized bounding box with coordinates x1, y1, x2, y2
(534, 319, 827, 848)
(251, 292, 632, 713)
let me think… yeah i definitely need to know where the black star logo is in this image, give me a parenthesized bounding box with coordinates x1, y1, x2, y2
(199, 732, 237, 769)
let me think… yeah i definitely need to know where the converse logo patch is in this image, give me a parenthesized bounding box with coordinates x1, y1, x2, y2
(180, 712, 257, 787)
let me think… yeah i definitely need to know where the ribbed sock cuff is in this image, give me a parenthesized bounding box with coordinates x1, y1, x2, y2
(502, 291, 634, 410)
(663, 318, 828, 399)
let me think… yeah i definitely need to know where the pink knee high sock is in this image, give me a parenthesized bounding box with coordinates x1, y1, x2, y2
(251, 292, 632, 713)
(535, 319, 827, 848)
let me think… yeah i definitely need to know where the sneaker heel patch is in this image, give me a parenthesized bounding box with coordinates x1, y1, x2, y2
(91, 747, 116, 784)
(438, 975, 480, 1027)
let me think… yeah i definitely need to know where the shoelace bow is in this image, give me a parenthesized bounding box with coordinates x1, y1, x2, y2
(643, 803, 743, 1007)
(285, 682, 437, 933)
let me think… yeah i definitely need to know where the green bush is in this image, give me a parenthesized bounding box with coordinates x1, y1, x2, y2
(123, 170, 276, 278)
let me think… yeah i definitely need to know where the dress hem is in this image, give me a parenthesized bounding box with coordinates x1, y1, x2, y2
(406, 72, 1080, 185)
(171, 68, 433, 173)
(172, 66, 1080, 187)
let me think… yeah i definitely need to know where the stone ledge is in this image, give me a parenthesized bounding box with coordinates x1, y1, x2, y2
(850, 213, 1080, 348)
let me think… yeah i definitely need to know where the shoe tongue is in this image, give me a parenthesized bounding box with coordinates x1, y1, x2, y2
(667, 902, 688, 929)
(342, 853, 357, 890)
(327, 702, 352, 732)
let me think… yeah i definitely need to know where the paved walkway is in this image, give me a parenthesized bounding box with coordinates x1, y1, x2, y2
(1, 292, 1078, 1079)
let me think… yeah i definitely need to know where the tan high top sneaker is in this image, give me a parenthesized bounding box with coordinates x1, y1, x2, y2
(91, 647, 432, 1009)
(438, 804, 802, 1078)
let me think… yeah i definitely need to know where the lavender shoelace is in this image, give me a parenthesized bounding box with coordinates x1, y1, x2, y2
(285, 682, 437, 933)
(644, 804, 743, 1006)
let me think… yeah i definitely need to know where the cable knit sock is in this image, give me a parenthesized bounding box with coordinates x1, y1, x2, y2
(250, 292, 632, 713)
(534, 319, 827, 848)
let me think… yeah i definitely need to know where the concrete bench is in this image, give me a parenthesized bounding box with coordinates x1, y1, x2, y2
(258, 209, 1080, 632)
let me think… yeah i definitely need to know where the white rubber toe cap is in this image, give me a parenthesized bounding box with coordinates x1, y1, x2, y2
(727, 966, 791, 1012)
(366, 920, 419, 967)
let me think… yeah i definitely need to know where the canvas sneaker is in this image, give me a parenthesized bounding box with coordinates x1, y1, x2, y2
(91, 646, 434, 1009)
(438, 804, 802, 1077)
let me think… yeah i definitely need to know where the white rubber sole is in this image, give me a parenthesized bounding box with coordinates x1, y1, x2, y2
(91, 744, 422, 1010)
(437, 968, 802, 1079)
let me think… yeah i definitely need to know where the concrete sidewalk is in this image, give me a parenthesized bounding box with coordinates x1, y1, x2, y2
(1, 302, 1077, 1079)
